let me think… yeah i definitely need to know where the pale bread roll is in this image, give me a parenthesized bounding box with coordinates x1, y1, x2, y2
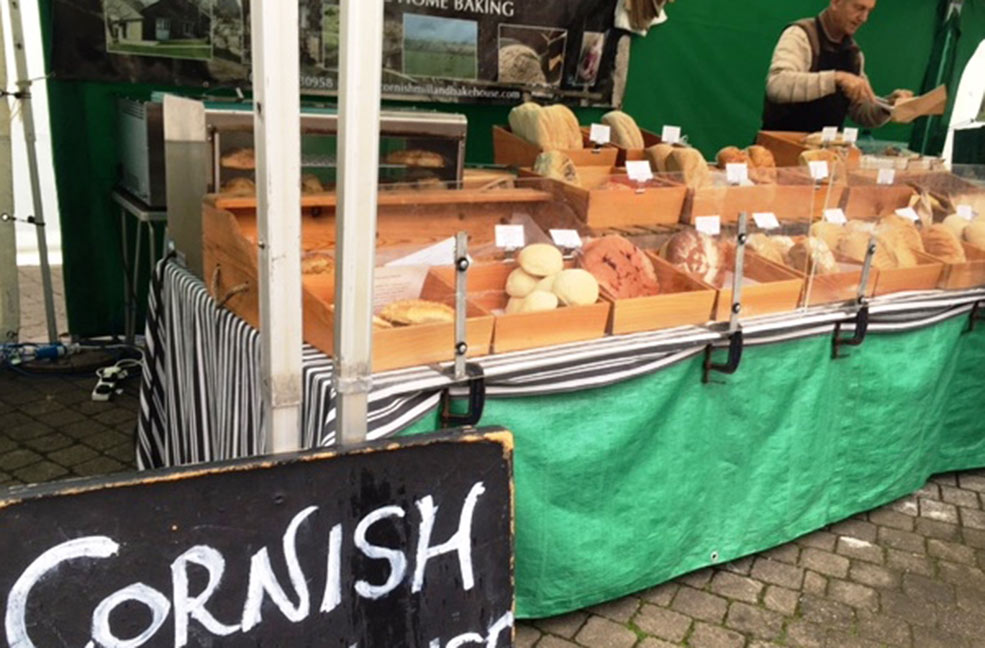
(520, 290, 559, 313)
(964, 221, 985, 248)
(810, 221, 843, 251)
(845, 219, 876, 234)
(716, 146, 751, 170)
(534, 151, 581, 186)
(745, 145, 776, 169)
(942, 214, 970, 239)
(922, 224, 967, 263)
(602, 110, 645, 150)
(505, 297, 524, 314)
(518, 243, 564, 277)
(665, 148, 711, 188)
(536, 273, 559, 292)
(644, 143, 675, 172)
(506, 267, 540, 298)
(552, 268, 600, 306)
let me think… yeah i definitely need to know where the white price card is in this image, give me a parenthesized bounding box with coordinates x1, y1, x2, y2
(695, 216, 721, 236)
(661, 125, 682, 145)
(808, 160, 829, 181)
(626, 160, 654, 183)
(550, 229, 583, 249)
(589, 123, 611, 145)
(495, 224, 526, 249)
(824, 208, 847, 225)
(726, 163, 749, 185)
(958, 204, 975, 221)
(895, 207, 920, 222)
(877, 168, 896, 185)
(753, 212, 780, 230)
(843, 127, 859, 144)
(821, 126, 839, 143)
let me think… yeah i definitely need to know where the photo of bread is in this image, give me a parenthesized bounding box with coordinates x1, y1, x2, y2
(498, 24, 568, 87)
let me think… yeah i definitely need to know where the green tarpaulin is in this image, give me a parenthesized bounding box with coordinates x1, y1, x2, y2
(404, 318, 985, 618)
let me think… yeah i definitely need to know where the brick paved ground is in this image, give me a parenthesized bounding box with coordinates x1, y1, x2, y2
(5, 267, 985, 647)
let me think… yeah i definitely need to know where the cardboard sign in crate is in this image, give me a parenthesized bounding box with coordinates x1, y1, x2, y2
(492, 125, 618, 168)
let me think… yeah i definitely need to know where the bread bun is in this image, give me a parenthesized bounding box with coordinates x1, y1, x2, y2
(519, 290, 559, 313)
(716, 146, 751, 170)
(506, 267, 540, 298)
(518, 243, 564, 277)
(810, 221, 843, 251)
(922, 224, 967, 263)
(552, 269, 600, 306)
(964, 221, 985, 249)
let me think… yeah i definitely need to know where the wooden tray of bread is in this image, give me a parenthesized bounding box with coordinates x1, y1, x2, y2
(711, 251, 805, 321)
(842, 171, 917, 221)
(755, 130, 861, 169)
(689, 169, 823, 224)
(871, 251, 943, 296)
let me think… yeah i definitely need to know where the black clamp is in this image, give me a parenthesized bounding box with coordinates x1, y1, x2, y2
(969, 301, 985, 333)
(832, 304, 870, 359)
(439, 362, 486, 428)
(703, 328, 744, 383)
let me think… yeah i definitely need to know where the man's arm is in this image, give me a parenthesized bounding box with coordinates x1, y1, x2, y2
(848, 53, 892, 128)
(766, 26, 838, 103)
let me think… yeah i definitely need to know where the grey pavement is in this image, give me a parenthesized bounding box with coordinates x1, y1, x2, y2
(4, 265, 985, 647)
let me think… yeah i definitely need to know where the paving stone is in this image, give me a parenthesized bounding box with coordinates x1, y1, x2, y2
(877, 528, 925, 554)
(878, 591, 938, 627)
(635, 639, 679, 648)
(750, 558, 803, 590)
(828, 519, 877, 543)
(799, 548, 849, 579)
(633, 604, 690, 643)
(963, 527, 985, 549)
(516, 624, 542, 648)
(640, 583, 678, 607)
(914, 517, 961, 541)
(34, 409, 86, 428)
(836, 536, 883, 564)
(574, 616, 636, 648)
(722, 556, 754, 575)
(59, 420, 111, 441)
(919, 498, 959, 524)
(849, 562, 900, 589)
(916, 482, 941, 500)
(941, 486, 981, 509)
(937, 560, 985, 590)
(2, 386, 43, 405)
(13, 461, 69, 485)
(823, 632, 882, 648)
(938, 608, 985, 640)
(760, 544, 799, 565)
(587, 597, 639, 624)
(927, 538, 977, 565)
(763, 585, 798, 616)
(81, 429, 131, 451)
(0, 437, 19, 455)
(16, 397, 66, 418)
(537, 636, 580, 648)
(22, 433, 74, 454)
(798, 595, 854, 626)
(677, 568, 714, 590)
(955, 585, 985, 616)
(47, 444, 99, 468)
(960, 507, 985, 530)
(931, 473, 958, 486)
(784, 620, 826, 648)
(869, 508, 914, 530)
(710, 570, 764, 604)
(670, 587, 727, 624)
(855, 610, 911, 647)
(803, 571, 828, 596)
(104, 442, 137, 466)
(797, 531, 837, 552)
(5, 422, 54, 442)
(723, 603, 782, 641)
(901, 572, 955, 606)
(827, 579, 878, 611)
(0, 448, 42, 472)
(687, 622, 744, 648)
(958, 474, 985, 493)
(883, 497, 919, 518)
(748, 642, 784, 648)
(0, 411, 32, 429)
(73, 456, 127, 477)
(884, 549, 934, 577)
(534, 612, 587, 639)
(910, 626, 970, 648)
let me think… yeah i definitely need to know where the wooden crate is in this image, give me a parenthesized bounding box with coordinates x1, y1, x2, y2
(202, 196, 498, 372)
(933, 243, 985, 290)
(689, 169, 824, 223)
(755, 130, 861, 169)
(605, 254, 716, 335)
(429, 262, 611, 354)
(492, 125, 618, 168)
(520, 165, 686, 228)
(580, 126, 663, 167)
(711, 252, 805, 321)
(843, 170, 917, 221)
(871, 251, 944, 296)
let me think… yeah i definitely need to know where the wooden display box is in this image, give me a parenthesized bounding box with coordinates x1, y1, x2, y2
(429, 262, 611, 353)
(932, 244, 985, 290)
(688, 169, 823, 223)
(711, 252, 805, 321)
(520, 166, 687, 228)
(492, 125, 618, 168)
(871, 251, 944, 297)
(605, 254, 716, 335)
(580, 126, 663, 166)
(843, 171, 916, 221)
(755, 130, 861, 169)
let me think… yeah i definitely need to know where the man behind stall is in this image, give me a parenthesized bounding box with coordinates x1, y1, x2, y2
(762, 0, 912, 132)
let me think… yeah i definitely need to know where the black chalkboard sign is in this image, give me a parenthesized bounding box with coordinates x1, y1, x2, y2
(0, 429, 514, 648)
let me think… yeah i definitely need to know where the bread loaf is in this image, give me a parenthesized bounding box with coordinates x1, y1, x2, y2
(747, 233, 785, 266)
(379, 299, 455, 326)
(716, 146, 751, 170)
(579, 235, 659, 299)
(922, 224, 967, 263)
(221, 177, 255, 196)
(602, 111, 645, 150)
(799, 149, 844, 180)
(552, 269, 601, 306)
(301, 174, 324, 193)
(746, 145, 777, 183)
(942, 214, 970, 239)
(837, 231, 898, 270)
(666, 148, 711, 188)
(663, 230, 722, 286)
(644, 143, 675, 172)
(786, 238, 838, 275)
(964, 221, 985, 249)
(544, 104, 584, 151)
(877, 214, 924, 252)
(509, 102, 551, 149)
(518, 243, 564, 277)
(533, 151, 581, 186)
(810, 221, 843, 251)
(385, 149, 445, 168)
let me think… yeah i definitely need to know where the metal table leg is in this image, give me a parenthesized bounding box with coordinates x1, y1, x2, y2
(129, 220, 143, 347)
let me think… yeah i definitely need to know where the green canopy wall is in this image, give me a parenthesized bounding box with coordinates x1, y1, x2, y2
(37, 0, 985, 336)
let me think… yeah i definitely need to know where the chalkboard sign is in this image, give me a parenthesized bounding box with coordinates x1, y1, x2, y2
(0, 430, 514, 648)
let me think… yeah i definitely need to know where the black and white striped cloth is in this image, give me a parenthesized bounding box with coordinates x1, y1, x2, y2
(137, 259, 985, 469)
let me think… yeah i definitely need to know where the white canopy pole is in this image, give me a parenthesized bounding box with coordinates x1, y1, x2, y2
(334, 0, 384, 446)
(251, 0, 303, 453)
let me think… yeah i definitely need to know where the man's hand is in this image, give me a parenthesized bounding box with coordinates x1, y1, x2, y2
(887, 89, 915, 105)
(836, 71, 877, 104)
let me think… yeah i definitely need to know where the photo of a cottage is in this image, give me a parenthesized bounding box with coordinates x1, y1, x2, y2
(103, 0, 213, 61)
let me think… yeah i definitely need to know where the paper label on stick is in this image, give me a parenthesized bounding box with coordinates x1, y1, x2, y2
(877, 168, 896, 185)
(626, 160, 654, 183)
(842, 127, 859, 144)
(895, 207, 920, 222)
(726, 163, 749, 186)
(661, 125, 681, 144)
(808, 161, 829, 181)
(821, 126, 838, 143)
(824, 208, 847, 225)
(753, 212, 780, 230)
(495, 224, 525, 249)
(958, 204, 975, 221)
(550, 229, 583, 249)
(589, 124, 611, 145)
(695, 216, 721, 236)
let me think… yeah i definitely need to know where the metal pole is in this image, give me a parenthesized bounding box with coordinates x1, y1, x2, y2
(334, 0, 384, 447)
(0, 10, 17, 343)
(7, 0, 56, 343)
(251, 0, 303, 454)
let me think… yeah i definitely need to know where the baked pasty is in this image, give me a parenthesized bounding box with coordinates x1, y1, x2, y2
(379, 299, 455, 326)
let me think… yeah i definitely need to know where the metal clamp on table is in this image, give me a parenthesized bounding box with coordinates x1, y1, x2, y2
(704, 214, 747, 383)
(832, 235, 877, 359)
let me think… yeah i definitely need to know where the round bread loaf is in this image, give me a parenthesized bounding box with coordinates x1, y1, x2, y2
(544, 104, 584, 150)
(645, 143, 675, 172)
(922, 224, 967, 263)
(506, 267, 540, 298)
(666, 148, 711, 188)
(877, 214, 924, 252)
(552, 269, 600, 306)
(602, 110, 645, 150)
(580, 235, 660, 299)
(745, 145, 776, 169)
(942, 214, 970, 239)
(221, 176, 255, 196)
(810, 221, 843, 251)
(663, 229, 722, 286)
(520, 290, 559, 313)
(965, 220, 985, 248)
(518, 243, 564, 277)
(716, 146, 751, 170)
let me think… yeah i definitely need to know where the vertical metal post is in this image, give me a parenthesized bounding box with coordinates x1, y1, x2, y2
(7, 0, 56, 343)
(0, 10, 18, 343)
(251, 0, 303, 453)
(334, 0, 384, 447)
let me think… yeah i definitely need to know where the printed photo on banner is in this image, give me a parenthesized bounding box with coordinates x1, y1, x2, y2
(102, 0, 213, 61)
(403, 14, 479, 81)
(497, 24, 567, 87)
(212, 0, 244, 65)
(573, 31, 605, 86)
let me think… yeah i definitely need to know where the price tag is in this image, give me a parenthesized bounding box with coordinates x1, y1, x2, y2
(895, 207, 920, 222)
(626, 160, 654, 183)
(958, 204, 975, 221)
(694, 216, 721, 236)
(589, 123, 611, 146)
(726, 163, 749, 186)
(821, 126, 839, 143)
(753, 212, 780, 230)
(824, 208, 847, 225)
(843, 127, 859, 144)
(495, 224, 525, 250)
(877, 168, 896, 185)
(550, 229, 583, 249)
(661, 125, 682, 145)
(808, 160, 829, 181)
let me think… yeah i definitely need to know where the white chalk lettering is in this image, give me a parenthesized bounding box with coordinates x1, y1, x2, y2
(354, 505, 408, 600)
(447, 632, 484, 648)
(412, 482, 485, 593)
(5, 536, 119, 648)
(318, 524, 343, 613)
(241, 506, 317, 631)
(485, 611, 514, 648)
(171, 546, 240, 646)
(452, 0, 515, 16)
(90, 583, 170, 648)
